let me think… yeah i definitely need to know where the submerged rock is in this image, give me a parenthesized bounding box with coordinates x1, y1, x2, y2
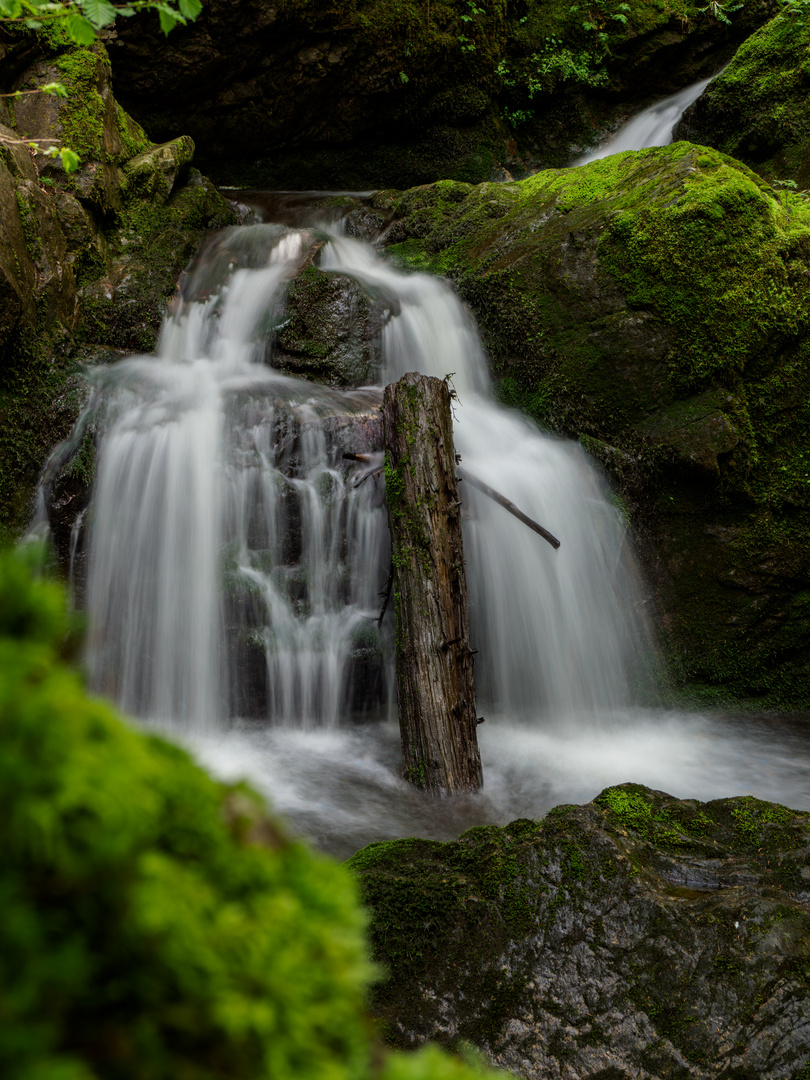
(675, 6, 810, 188)
(383, 143, 810, 708)
(349, 784, 810, 1080)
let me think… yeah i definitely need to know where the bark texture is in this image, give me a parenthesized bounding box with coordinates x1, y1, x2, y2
(382, 372, 482, 794)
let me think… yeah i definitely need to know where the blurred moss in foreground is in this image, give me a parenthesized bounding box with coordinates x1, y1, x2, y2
(0, 546, 503, 1080)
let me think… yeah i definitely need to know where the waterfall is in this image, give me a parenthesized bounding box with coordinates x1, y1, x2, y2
(77, 213, 656, 734)
(575, 75, 715, 164)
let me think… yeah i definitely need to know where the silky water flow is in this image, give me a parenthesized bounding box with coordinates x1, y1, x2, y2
(48, 128, 810, 857)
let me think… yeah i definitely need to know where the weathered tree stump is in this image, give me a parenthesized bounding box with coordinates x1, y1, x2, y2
(382, 372, 483, 794)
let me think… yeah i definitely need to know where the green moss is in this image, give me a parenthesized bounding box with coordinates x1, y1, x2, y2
(116, 103, 152, 160)
(53, 45, 111, 164)
(684, 6, 810, 187)
(0, 546, 502, 1080)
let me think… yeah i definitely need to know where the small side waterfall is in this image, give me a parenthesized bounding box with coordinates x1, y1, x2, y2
(575, 75, 715, 164)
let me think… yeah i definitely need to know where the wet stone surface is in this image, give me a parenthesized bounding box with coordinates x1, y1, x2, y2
(348, 783, 810, 1080)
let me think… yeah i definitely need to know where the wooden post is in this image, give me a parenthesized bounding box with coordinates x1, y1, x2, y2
(382, 372, 483, 794)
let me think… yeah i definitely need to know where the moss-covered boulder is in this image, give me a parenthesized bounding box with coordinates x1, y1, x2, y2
(0, 543, 503, 1080)
(0, 28, 235, 542)
(107, 0, 773, 188)
(382, 143, 810, 707)
(350, 784, 810, 1079)
(676, 5, 810, 188)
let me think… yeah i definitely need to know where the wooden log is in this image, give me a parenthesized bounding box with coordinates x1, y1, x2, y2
(382, 372, 483, 794)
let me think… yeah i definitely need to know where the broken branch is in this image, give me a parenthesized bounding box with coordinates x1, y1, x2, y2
(458, 468, 561, 550)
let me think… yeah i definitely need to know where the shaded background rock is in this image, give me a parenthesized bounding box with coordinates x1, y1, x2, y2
(104, 0, 775, 189)
(349, 784, 810, 1080)
(381, 145, 810, 708)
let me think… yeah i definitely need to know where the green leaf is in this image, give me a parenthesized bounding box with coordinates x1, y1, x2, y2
(0, 0, 23, 18)
(78, 0, 117, 28)
(157, 6, 180, 34)
(40, 81, 68, 98)
(59, 147, 81, 174)
(178, 0, 202, 18)
(65, 12, 97, 43)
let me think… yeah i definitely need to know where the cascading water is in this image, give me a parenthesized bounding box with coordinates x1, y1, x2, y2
(80, 216, 655, 737)
(83, 225, 391, 732)
(574, 75, 715, 164)
(320, 236, 656, 720)
(47, 194, 810, 857)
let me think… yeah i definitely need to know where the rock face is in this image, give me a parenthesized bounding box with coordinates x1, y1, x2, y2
(381, 144, 810, 708)
(675, 7, 810, 188)
(349, 784, 810, 1080)
(274, 264, 384, 387)
(105, 0, 772, 189)
(0, 27, 236, 541)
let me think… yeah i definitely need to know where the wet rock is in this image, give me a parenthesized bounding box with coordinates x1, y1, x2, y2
(349, 784, 810, 1080)
(382, 144, 810, 709)
(275, 267, 384, 388)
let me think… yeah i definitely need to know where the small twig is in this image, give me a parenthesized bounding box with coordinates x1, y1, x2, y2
(353, 465, 384, 489)
(459, 467, 561, 549)
(376, 565, 394, 629)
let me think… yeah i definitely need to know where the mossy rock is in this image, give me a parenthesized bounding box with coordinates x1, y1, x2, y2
(676, 5, 810, 188)
(122, 135, 196, 205)
(349, 783, 810, 1078)
(0, 25, 237, 542)
(0, 544, 503, 1080)
(274, 264, 383, 387)
(78, 170, 236, 353)
(383, 143, 810, 707)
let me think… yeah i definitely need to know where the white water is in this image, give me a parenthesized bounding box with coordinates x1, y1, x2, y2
(575, 75, 714, 164)
(83, 218, 655, 735)
(62, 199, 810, 856)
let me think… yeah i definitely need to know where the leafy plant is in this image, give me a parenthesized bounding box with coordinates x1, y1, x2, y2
(696, 0, 743, 24)
(0, 0, 202, 41)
